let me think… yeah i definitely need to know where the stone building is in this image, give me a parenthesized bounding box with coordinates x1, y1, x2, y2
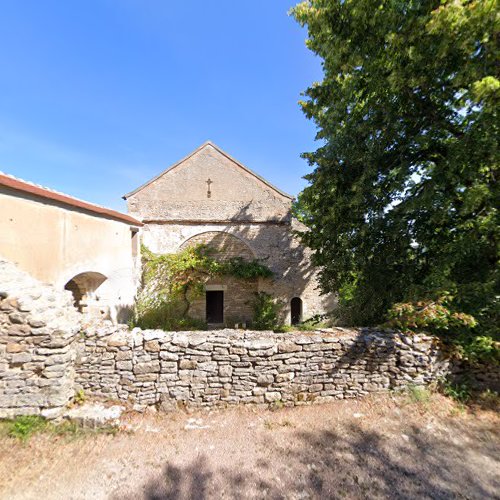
(0, 173, 142, 321)
(124, 142, 335, 326)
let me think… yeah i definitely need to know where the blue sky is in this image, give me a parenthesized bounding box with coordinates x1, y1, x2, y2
(0, 1, 322, 211)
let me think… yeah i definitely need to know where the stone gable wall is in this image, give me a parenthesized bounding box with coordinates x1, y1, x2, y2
(75, 325, 455, 411)
(127, 145, 292, 222)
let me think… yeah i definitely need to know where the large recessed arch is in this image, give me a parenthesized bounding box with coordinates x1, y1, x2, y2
(179, 231, 256, 261)
(179, 231, 258, 325)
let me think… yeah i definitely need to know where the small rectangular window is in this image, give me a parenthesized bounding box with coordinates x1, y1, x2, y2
(131, 229, 139, 258)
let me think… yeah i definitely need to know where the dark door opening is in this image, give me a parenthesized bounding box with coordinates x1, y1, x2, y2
(206, 290, 224, 323)
(291, 297, 303, 325)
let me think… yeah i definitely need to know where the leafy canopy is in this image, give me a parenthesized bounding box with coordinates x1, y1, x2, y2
(291, 0, 499, 347)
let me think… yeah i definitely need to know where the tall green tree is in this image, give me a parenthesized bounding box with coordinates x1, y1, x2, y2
(291, 0, 499, 336)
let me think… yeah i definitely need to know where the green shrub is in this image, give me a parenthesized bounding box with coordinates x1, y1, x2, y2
(476, 389, 500, 410)
(222, 257, 273, 280)
(385, 295, 500, 364)
(252, 292, 280, 330)
(443, 381, 471, 404)
(385, 295, 477, 332)
(273, 324, 293, 333)
(74, 389, 86, 406)
(453, 335, 500, 364)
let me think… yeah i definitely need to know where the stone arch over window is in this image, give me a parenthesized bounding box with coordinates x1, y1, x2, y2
(179, 231, 255, 261)
(64, 271, 107, 312)
(291, 297, 303, 325)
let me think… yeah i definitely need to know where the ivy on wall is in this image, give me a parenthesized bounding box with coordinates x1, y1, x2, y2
(132, 244, 273, 330)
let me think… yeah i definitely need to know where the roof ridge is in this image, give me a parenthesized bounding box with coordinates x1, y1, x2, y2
(123, 141, 294, 200)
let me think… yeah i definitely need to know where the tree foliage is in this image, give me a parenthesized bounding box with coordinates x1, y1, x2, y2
(385, 294, 477, 332)
(291, 0, 499, 346)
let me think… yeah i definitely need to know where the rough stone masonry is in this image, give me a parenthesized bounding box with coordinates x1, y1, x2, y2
(75, 324, 453, 411)
(1, 259, 498, 418)
(0, 260, 81, 418)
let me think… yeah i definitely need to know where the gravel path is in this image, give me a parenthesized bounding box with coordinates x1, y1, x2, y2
(0, 394, 498, 499)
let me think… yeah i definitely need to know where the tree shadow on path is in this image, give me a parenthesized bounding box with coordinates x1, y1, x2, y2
(116, 415, 499, 500)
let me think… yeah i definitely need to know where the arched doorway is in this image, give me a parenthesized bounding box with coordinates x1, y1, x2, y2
(291, 297, 303, 325)
(64, 272, 107, 313)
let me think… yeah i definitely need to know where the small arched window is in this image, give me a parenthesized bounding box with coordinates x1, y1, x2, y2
(291, 297, 303, 325)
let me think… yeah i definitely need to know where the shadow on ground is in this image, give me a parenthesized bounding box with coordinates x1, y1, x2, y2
(120, 417, 499, 500)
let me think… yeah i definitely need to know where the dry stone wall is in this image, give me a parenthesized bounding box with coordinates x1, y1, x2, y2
(75, 325, 453, 410)
(2, 259, 498, 417)
(0, 260, 81, 418)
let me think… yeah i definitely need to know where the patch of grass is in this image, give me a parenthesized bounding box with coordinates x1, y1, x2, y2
(5, 415, 47, 442)
(475, 389, 500, 410)
(50, 421, 119, 439)
(0, 416, 119, 443)
(407, 385, 431, 404)
(264, 419, 295, 430)
(270, 400, 285, 411)
(449, 405, 467, 417)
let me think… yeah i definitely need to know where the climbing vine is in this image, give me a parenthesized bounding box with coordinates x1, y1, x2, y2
(132, 244, 273, 330)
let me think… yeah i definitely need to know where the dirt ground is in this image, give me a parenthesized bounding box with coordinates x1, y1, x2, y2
(0, 393, 498, 500)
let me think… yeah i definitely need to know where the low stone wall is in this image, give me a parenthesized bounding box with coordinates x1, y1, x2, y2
(2, 259, 498, 417)
(75, 324, 452, 410)
(0, 260, 81, 418)
(452, 360, 500, 392)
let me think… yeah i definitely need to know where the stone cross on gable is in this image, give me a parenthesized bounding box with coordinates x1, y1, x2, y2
(206, 178, 213, 199)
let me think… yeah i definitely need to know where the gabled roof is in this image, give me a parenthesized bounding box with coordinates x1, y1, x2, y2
(123, 141, 294, 200)
(0, 172, 142, 226)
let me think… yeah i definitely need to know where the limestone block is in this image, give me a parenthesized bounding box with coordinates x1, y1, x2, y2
(116, 350, 133, 361)
(172, 333, 189, 347)
(116, 361, 133, 371)
(278, 342, 302, 353)
(6, 343, 25, 353)
(160, 362, 178, 373)
(28, 318, 46, 328)
(219, 365, 233, 377)
(133, 361, 161, 374)
(107, 336, 128, 348)
(198, 362, 217, 373)
(144, 340, 160, 352)
(244, 339, 275, 350)
(257, 374, 275, 386)
(160, 351, 179, 361)
(264, 391, 281, 402)
(11, 352, 32, 365)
